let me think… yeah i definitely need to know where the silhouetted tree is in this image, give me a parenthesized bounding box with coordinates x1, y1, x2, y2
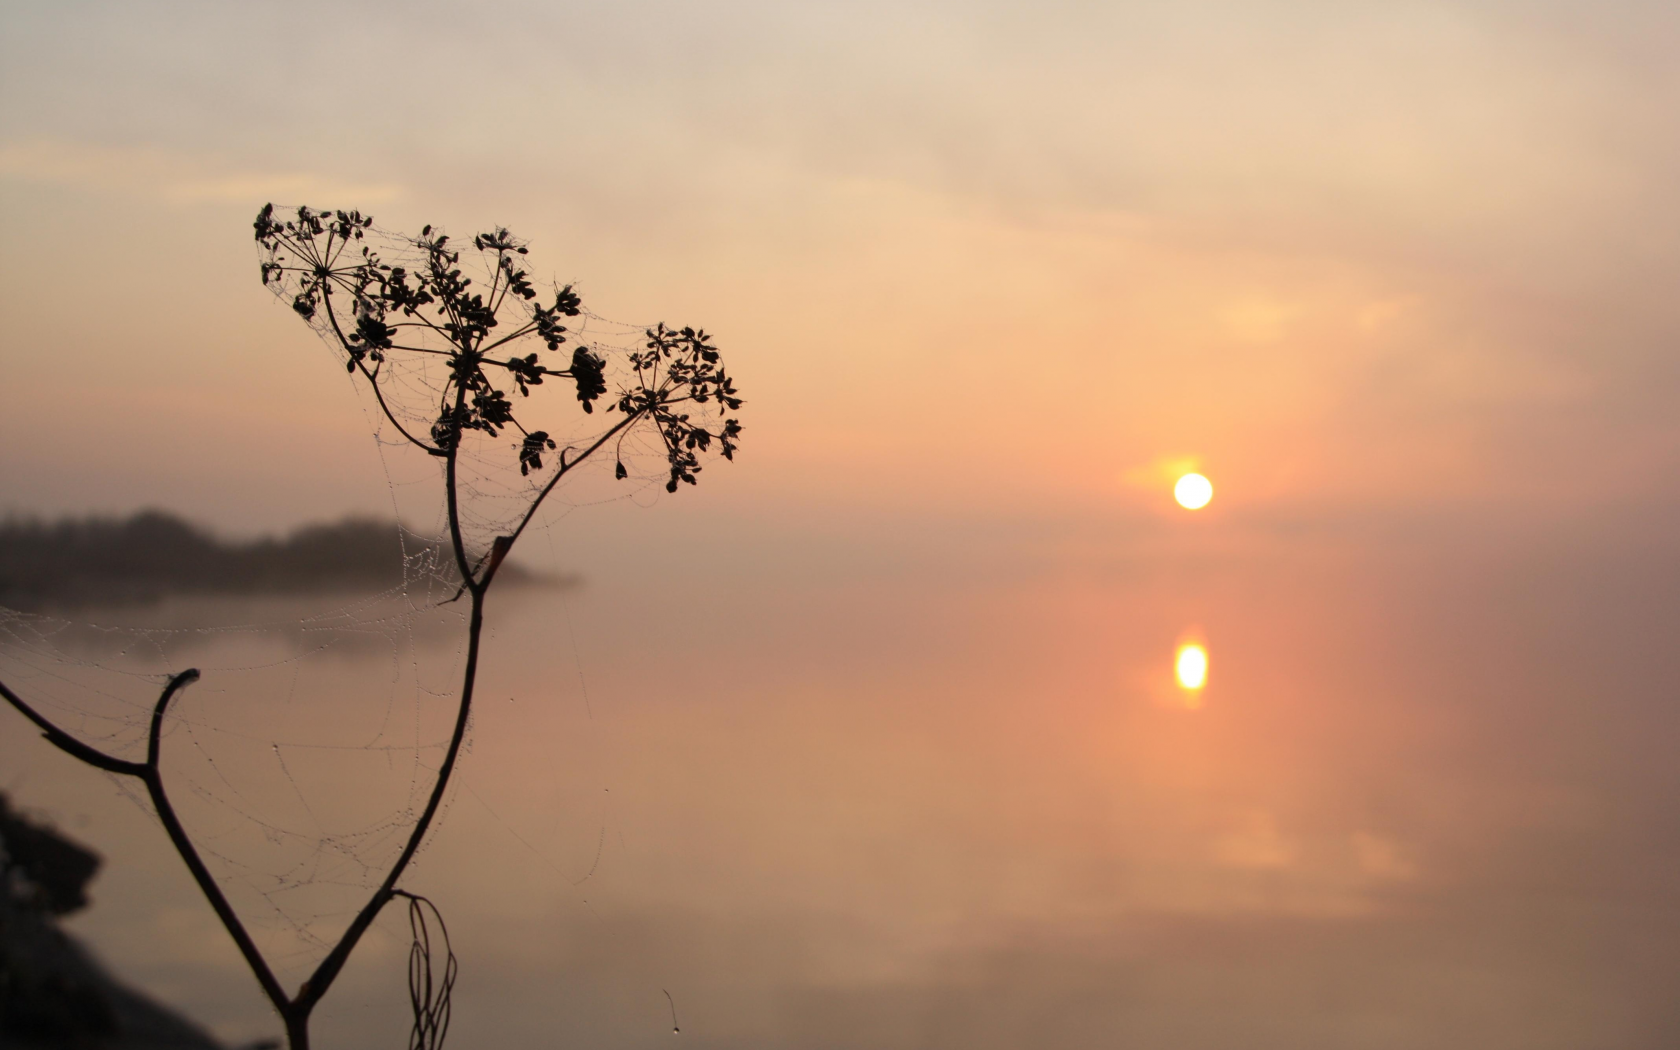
(0, 205, 744, 1049)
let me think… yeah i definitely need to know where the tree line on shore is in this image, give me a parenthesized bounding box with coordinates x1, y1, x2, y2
(0, 511, 559, 611)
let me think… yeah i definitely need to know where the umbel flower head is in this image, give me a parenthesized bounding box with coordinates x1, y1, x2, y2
(254, 204, 742, 498)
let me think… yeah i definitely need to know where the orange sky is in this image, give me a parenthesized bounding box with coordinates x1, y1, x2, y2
(3, 2, 1680, 1047)
(3, 0, 1677, 538)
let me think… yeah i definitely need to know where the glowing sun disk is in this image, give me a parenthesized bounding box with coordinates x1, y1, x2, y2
(1176, 643, 1209, 690)
(1175, 473, 1213, 509)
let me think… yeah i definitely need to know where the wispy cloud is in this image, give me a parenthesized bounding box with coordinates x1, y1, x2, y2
(0, 140, 403, 205)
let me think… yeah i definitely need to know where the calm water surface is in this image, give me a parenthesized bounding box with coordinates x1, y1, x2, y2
(4, 513, 1677, 1049)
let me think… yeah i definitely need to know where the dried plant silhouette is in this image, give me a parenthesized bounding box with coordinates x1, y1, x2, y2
(0, 204, 744, 1049)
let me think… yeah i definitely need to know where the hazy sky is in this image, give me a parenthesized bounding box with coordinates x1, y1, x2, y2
(3, 2, 1679, 1047)
(3, 0, 1676, 535)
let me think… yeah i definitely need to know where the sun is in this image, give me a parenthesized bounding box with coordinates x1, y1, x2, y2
(1175, 643, 1209, 690)
(1174, 472, 1213, 509)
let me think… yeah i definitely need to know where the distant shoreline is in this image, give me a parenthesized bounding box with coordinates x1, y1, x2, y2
(0, 511, 575, 612)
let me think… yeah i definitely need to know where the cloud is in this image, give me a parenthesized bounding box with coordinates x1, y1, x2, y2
(0, 140, 403, 205)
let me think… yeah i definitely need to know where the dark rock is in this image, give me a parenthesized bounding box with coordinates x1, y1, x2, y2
(1, 794, 231, 1050)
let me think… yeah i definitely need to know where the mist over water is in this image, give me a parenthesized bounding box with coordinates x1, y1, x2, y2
(6, 494, 1676, 1049)
(4, 0, 1680, 1045)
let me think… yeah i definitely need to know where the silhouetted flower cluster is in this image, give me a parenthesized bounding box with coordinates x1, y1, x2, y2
(254, 204, 742, 493)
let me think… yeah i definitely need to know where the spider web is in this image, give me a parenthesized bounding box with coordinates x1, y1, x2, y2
(0, 218, 698, 990)
(0, 466, 634, 990)
(258, 210, 725, 563)
(0, 588, 466, 977)
(351, 298, 677, 558)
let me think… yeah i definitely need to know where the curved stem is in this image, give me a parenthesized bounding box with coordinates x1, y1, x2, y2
(358, 358, 438, 454)
(492, 411, 641, 584)
(442, 387, 476, 592)
(1, 678, 144, 776)
(297, 390, 484, 1013)
(319, 287, 437, 455)
(140, 671, 291, 1014)
(0, 670, 293, 1019)
(146, 669, 198, 768)
(297, 581, 487, 1012)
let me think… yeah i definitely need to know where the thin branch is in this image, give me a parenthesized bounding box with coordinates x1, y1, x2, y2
(442, 386, 476, 592)
(358, 359, 439, 455)
(389, 307, 456, 344)
(299, 582, 487, 1010)
(0, 677, 146, 776)
(494, 410, 640, 580)
(137, 670, 293, 1015)
(145, 669, 199, 769)
(2, 671, 292, 1014)
(479, 251, 507, 338)
(476, 318, 540, 356)
(318, 288, 437, 454)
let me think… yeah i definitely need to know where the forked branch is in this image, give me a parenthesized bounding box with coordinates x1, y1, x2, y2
(1, 204, 746, 1050)
(0, 670, 291, 1014)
